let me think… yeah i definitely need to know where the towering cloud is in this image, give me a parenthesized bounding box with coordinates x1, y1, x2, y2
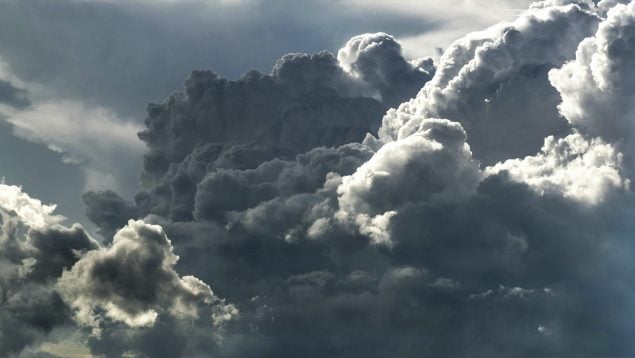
(4, 0, 635, 356)
(378, 2, 600, 164)
(114, 34, 435, 227)
(550, 1, 635, 172)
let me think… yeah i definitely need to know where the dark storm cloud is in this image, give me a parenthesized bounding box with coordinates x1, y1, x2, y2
(6, 0, 635, 356)
(0, 184, 232, 356)
(79, 2, 635, 355)
(115, 37, 433, 228)
(137, 42, 430, 183)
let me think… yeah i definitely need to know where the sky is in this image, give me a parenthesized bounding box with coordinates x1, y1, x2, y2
(3, 0, 635, 357)
(0, 0, 533, 227)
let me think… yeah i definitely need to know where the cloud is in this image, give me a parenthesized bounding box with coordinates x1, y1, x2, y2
(0, 184, 96, 355)
(0, 183, 233, 356)
(378, 1, 600, 164)
(336, 118, 481, 245)
(1, 100, 144, 194)
(122, 34, 432, 230)
(486, 132, 629, 204)
(8, 0, 635, 356)
(0, 182, 64, 228)
(549, 1, 635, 173)
(57, 219, 235, 335)
(0, 79, 29, 109)
(338, 32, 435, 106)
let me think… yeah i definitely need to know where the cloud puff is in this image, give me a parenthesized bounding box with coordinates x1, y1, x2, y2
(57, 219, 235, 335)
(0, 182, 64, 228)
(337, 118, 480, 244)
(338, 32, 435, 106)
(487, 132, 628, 204)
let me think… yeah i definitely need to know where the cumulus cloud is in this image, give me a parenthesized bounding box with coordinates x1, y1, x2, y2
(336, 118, 480, 245)
(378, 1, 600, 164)
(57, 220, 234, 335)
(46, 0, 635, 356)
(550, 1, 635, 172)
(487, 132, 629, 204)
(0, 184, 95, 355)
(117, 34, 433, 230)
(338, 32, 435, 106)
(0, 183, 233, 356)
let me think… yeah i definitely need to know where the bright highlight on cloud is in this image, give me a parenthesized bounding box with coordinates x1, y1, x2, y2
(4, 0, 635, 357)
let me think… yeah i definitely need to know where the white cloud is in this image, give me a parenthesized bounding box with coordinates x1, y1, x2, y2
(486, 133, 629, 204)
(0, 183, 64, 228)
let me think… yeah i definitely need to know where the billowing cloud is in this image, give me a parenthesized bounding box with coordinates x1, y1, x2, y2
(0, 184, 95, 355)
(550, 1, 635, 173)
(127, 35, 433, 229)
(378, 1, 600, 164)
(0, 183, 232, 356)
(487, 132, 629, 204)
(74, 1, 635, 355)
(57, 219, 235, 335)
(5, 0, 635, 356)
(338, 32, 435, 106)
(336, 118, 481, 245)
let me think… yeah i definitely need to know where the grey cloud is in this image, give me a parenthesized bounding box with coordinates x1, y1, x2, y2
(99, 37, 433, 232)
(338, 33, 435, 107)
(0, 185, 96, 355)
(136, 60, 383, 186)
(72, 1, 635, 357)
(82, 190, 139, 240)
(57, 219, 234, 335)
(194, 144, 374, 223)
(0, 183, 233, 357)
